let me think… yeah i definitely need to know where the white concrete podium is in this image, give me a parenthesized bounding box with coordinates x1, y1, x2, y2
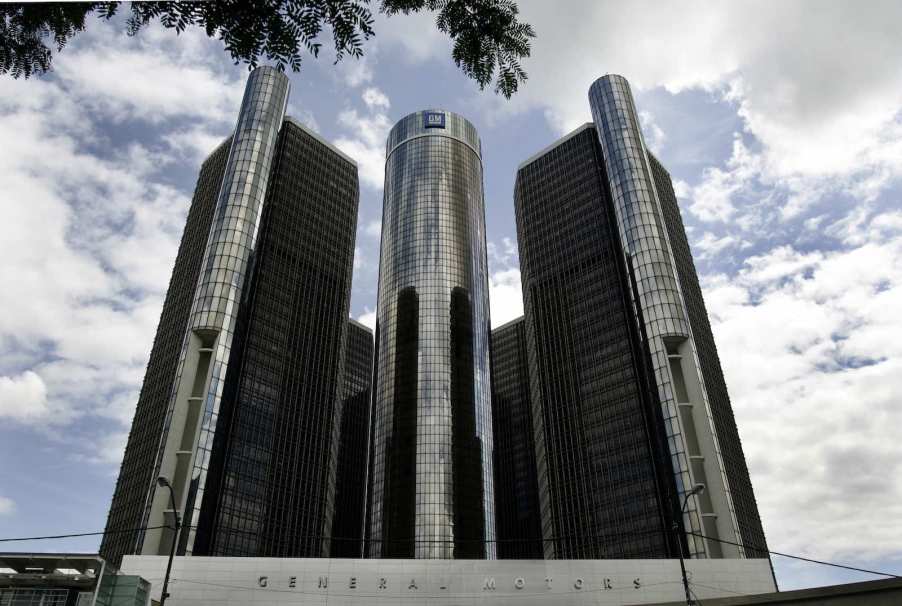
(121, 555, 775, 605)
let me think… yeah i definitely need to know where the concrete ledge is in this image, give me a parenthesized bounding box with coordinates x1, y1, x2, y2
(121, 555, 775, 605)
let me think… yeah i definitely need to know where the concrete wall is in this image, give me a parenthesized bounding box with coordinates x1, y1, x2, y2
(121, 556, 774, 605)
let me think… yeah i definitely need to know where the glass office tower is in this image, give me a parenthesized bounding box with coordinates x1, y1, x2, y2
(191, 117, 359, 558)
(515, 124, 681, 559)
(367, 110, 495, 559)
(332, 319, 375, 558)
(490, 317, 543, 559)
(508, 74, 768, 561)
(648, 154, 769, 558)
(101, 67, 360, 565)
(588, 74, 747, 558)
(100, 137, 232, 568)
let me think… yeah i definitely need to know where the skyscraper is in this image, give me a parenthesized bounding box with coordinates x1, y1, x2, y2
(490, 317, 542, 559)
(367, 110, 495, 559)
(648, 153, 769, 558)
(101, 67, 360, 565)
(515, 124, 680, 559)
(100, 136, 231, 568)
(332, 319, 375, 558)
(508, 74, 767, 560)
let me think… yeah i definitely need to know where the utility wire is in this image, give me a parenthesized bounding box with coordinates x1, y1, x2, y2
(686, 531, 900, 579)
(0, 525, 167, 544)
(2, 524, 899, 581)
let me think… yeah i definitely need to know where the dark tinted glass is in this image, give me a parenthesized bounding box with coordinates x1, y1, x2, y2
(192, 121, 358, 557)
(491, 317, 543, 559)
(382, 286, 419, 558)
(649, 153, 769, 558)
(515, 126, 678, 559)
(451, 287, 485, 558)
(101, 138, 232, 567)
(332, 320, 374, 557)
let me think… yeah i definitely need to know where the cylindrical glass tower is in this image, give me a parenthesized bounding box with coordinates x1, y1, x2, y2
(368, 110, 495, 559)
(589, 74, 743, 558)
(140, 66, 290, 557)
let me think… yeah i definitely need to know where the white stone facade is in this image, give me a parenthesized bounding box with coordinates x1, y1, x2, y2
(122, 556, 775, 605)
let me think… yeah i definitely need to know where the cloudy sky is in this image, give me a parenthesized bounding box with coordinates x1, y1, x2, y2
(1, 0, 901, 592)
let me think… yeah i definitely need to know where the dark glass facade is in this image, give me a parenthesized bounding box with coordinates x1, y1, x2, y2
(503, 73, 769, 563)
(650, 154, 769, 558)
(101, 137, 231, 567)
(587, 74, 760, 559)
(590, 75, 712, 558)
(102, 68, 360, 564)
(129, 67, 292, 559)
(490, 317, 543, 559)
(368, 110, 495, 559)
(514, 125, 680, 559)
(332, 319, 374, 558)
(193, 119, 359, 557)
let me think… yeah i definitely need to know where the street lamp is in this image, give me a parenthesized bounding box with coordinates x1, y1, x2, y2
(675, 483, 705, 606)
(156, 476, 180, 606)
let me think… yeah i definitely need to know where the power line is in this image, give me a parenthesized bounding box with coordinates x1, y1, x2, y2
(2, 524, 899, 581)
(0, 525, 167, 544)
(686, 531, 901, 579)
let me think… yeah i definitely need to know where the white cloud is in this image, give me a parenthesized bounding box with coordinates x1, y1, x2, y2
(54, 23, 244, 124)
(489, 268, 524, 327)
(362, 87, 390, 110)
(486, 238, 523, 327)
(164, 127, 231, 164)
(0, 18, 247, 458)
(687, 135, 761, 223)
(90, 430, 131, 467)
(334, 54, 375, 88)
(374, 10, 450, 64)
(0, 371, 50, 423)
(0, 496, 15, 516)
(703, 216, 902, 563)
(639, 110, 666, 155)
(0, 100, 181, 369)
(693, 232, 745, 261)
(679, 126, 893, 247)
(740, 246, 822, 287)
(334, 88, 393, 189)
(357, 307, 377, 331)
(426, 1, 902, 202)
(286, 104, 320, 132)
(338, 99, 391, 149)
(334, 130, 388, 189)
(364, 219, 382, 238)
(487, 237, 518, 268)
(672, 179, 691, 199)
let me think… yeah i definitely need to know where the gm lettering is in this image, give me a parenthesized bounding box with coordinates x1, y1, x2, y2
(424, 112, 446, 128)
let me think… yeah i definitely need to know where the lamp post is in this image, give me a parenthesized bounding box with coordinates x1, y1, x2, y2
(156, 476, 180, 606)
(675, 483, 705, 606)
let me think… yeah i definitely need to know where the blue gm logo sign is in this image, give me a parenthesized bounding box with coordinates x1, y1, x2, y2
(424, 112, 446, 129)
